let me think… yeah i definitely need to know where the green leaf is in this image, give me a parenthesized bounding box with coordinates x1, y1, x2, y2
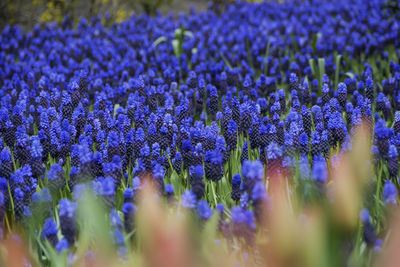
(311, 32, 321, 53)
(309, 58, 317, 77)
(290, 34, 299, 53)
(263, 39, 271, 75)
(220, 52, 232, 70)
(345, 72, 355, 79)
(334, 54, 342, 89)
(318, 57, 325, 89)
(151, 36, 167, 48)
(183, 30, 194, 39)
(172, 39, 180, 58)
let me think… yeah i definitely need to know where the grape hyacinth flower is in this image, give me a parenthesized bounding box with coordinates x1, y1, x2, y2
(0, 148, 13, 179)
(190, 165, 205, 200)
(225, 120, 238, 151)
(197, 200, 213, 220)
(30, 136, 44, 178)
(231, 174, 242, 202)
(47, 163, 65, 193)
(42, 217, 58, 246)
(13, 187, 25, 220)
(312, 158, 328, 184)
(204, 150, 224, 183)
(267, 142, 283, 177)
(388, 145, 399, 179)
(59, 199, 77, 244)
(375, 122, 393, 159)
(382, 180, 397, 205)
(181, 190, 197, 210)
(56, 238, 69, 254)
(394, 111, 400, 135)
(122, 202, 137, 234)
(251, 181, 268, 222)
(172, 152, 182, 174)
(337, 82, 347, 108)
(240, 141, 248, 164)
(360, 209, 378, 248)
(100, 177, 116, 209)
(165, 184, 175, 202)
(231, 206, 256, 244)
(242, 160, 264, 196)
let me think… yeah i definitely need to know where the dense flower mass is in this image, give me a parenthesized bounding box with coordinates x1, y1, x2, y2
(0, 0, 400, 264)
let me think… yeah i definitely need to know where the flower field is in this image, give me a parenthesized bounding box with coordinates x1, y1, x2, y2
(1, 0, 400, 266)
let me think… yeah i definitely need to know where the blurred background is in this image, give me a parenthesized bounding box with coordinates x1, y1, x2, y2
(0, 0, 264, 31)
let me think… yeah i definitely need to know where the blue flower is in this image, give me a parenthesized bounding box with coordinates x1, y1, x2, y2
(322, 83, 329, 94)
(197, 200, 213, 219)
(299, 132, 309, 146)
(282, 156, 295, 168)
(59, 199, 77, 218)
(389, 145, 398, 158)
(182, 139, 193, 152)
(0, 147, 11, 162)
(337, 82, 347, 94)
(395, 111, 400, 123)
(215, 136, 226, 151)
(42, 217, 58, 238)
(122, 202, 137, 217)
(135, 128, 145, 143)
(299, 156, 310, 179)
(78, 144, 93, 164)
(227, 120, 237, 134)
(23, 206, 32, 217)
(165, 184, 174, 194)
(123, 188, 134, 201)
(14, 187, 24, 201)
(311, 131, 320, 145)
(140, 143, 150, 158)
(267, 142, 282, 160)
(375, 125, 393, 139)
(132, 176, 141, 191)
(242, 160, 263, 180)
(312, 160, 328, 183)
(12, 167, 26, 185)
(107, 131, 120, 148)
(360, 209, 370, 224)
(204, 150, 223, 165)
(232, 174, 242, 186)
(240, 192, 249, 209)
(152, 163, 164, 179)
(152, 143, 161, 158)
(190, 165, 204, 179)
(47, 163, 64, 180)
(383, 180, 397, 204)
(111, 228, 125, 246)
(252, 181, 268, 201)
(346, 102, 354, 113)
(110, 209, 123, 228)
(181, 190, 196, 209)
(216, 111, 223, 121)
(270, 102, 281, 114)
(366, 78, 373, 88)
(56, 238, 69, 253)
(101, 177, 115, 196)
(259, 124, 268, 135)
(231, 206, 256, 229)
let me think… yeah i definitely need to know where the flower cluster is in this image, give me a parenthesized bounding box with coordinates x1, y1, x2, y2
(0, 0, 399, 260)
